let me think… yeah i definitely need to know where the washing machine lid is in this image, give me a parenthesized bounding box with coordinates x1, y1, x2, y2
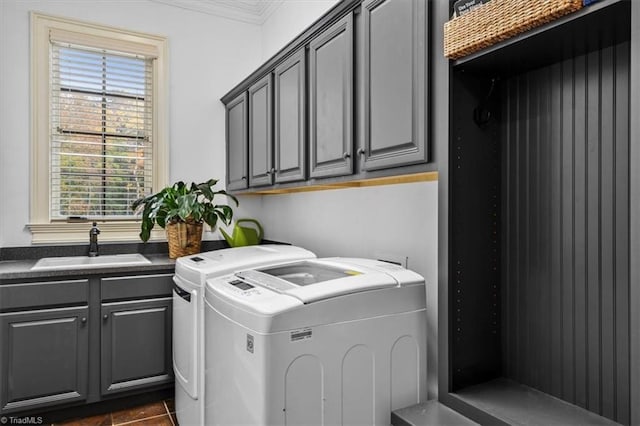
(235, 259, 400, 304)
(174, 244, 316, 285)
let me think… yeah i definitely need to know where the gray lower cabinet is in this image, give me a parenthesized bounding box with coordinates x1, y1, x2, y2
(0, 271, 174, 416)
(248, 74, 274, 187)
(360, 0, 428, 171)
(100, 298, 173, 395)
(309, 13, 354, 179)
(0, 306, 89, 413)
(274, 49, 306, 183)
(226, 93, 249, 191)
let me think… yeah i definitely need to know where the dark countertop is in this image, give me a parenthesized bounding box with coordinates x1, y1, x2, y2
(0, 240, 229, 281)
(0, 239, 285, 281)
(0, 253, 176, 280)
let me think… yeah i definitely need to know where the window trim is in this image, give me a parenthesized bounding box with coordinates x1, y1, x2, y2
(30, 12, 168, 243)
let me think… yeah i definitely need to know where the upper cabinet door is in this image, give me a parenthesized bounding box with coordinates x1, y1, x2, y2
(309, 13, 354, 179)
(360, 0, 428, 171)
(248, 74, 274, 187)
(225, 93, 248, 191)
(274, 49, 307, 184)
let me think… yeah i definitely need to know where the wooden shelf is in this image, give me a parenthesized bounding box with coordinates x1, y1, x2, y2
(236, 171, 438, 195)
(452, 0, 630, 77)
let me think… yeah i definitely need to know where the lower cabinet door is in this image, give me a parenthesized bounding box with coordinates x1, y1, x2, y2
(0, 306, 89, 413)
(101, 298, 173, 395)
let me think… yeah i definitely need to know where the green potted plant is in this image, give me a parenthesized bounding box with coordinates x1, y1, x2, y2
(131, 178, 238, 259)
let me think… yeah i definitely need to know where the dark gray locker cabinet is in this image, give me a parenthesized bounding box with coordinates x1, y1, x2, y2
(248, 74, 274, 187)
(274, 49, 306, 183)
(309, 13, 354, 179)
(0, 306, 89, 413)
(225, 93, 249, 191)
(360, 0, 428, 171)
(439, 1, 638, 425)
(100, 298, 173, 395)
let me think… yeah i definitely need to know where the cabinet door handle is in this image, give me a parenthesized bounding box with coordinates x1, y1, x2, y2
(357, 148, 365, 156)
(103, 314, 108, 320)
(343, 152, 351, 159)
(81, 317, 87, 324)
(242, 176, 247, 180)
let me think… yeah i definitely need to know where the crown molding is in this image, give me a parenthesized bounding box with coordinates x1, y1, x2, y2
(149, 0, 284, 24)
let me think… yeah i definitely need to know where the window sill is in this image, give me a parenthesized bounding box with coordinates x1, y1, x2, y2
(27, 222, 166, 244)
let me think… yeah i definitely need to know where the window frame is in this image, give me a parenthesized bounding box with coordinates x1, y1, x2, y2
(30, 12, 168, 243)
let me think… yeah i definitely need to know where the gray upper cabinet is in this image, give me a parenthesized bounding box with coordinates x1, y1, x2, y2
(221, 0, 432, 191)
(309, 13, 354, 179)
(0, 306, 89, 413)
(248, 74, 274, 187)
(274, 49, 307, 183)
(360, 0, 428, 171)
(225, 93, 248, 191)
(101, 298, 173, 395)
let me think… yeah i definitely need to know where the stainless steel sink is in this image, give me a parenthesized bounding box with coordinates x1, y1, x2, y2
(31, 253, 151, 271)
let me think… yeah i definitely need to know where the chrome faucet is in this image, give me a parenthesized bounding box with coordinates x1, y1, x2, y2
(89, 222, 100, 257)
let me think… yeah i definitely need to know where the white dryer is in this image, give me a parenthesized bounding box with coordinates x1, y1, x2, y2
(203, 258, 427, 426)
(172, 245, 315, 426)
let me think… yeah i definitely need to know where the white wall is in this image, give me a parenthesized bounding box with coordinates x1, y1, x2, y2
(235, 182, 437, 274)
(0, 0, 262, 246)
(261, 0, 339, 61)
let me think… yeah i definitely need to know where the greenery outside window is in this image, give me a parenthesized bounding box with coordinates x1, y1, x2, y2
(51, 45, 153, 219)
(30, 13, 168, 243)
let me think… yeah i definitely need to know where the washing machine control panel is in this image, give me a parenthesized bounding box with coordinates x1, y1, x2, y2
(229, 279, 254, 291)
(219, 276, 261, 297)
(208, 274, 303, 315)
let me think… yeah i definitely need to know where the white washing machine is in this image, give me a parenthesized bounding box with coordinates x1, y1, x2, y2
(172, 245, 316, 426)
(203, 257, 427, 426)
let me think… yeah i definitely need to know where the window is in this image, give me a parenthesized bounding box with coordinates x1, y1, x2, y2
(30, 13, 167, 243)
(51, 45, 153, 219)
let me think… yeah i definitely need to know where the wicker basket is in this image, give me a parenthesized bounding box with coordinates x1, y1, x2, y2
(444, 0, 583, 60)
(166, 221, 203, 259)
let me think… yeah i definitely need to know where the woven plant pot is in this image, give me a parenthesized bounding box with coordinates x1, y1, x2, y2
(444, 0, 583, 60)
(166, 221, 203, 259)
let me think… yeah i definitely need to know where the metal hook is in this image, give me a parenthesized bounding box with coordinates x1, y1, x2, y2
(473, 77, 497, 128)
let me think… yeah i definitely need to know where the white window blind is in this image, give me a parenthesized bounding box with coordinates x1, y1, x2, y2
(50, 42, 154, 219)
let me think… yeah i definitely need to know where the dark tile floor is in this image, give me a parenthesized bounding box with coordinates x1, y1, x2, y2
(54, 400, 177, 426)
